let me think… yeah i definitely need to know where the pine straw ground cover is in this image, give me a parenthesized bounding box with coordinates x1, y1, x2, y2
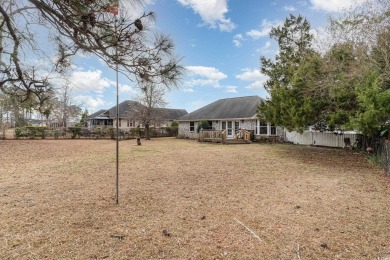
(0, 138, 389, 259)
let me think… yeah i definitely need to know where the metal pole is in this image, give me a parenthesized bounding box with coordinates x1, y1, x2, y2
(115, 18, 119, 205)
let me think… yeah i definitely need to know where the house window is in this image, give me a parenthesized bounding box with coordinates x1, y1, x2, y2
(259, 120, 267, 135)
(189, 121, 195, 132)
(127, 119, 130, 127)
(119, 119, 122, 127)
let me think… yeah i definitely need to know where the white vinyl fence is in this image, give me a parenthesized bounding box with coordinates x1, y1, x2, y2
(285, 131, 359, 148)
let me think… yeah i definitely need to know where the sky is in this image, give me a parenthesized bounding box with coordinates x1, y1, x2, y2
(66, 0, 366, 113)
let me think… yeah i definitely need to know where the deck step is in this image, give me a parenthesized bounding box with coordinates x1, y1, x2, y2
(226, 139, 250, 144)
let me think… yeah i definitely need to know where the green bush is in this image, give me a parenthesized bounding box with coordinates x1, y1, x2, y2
(25, 126, 48, 139)
(68, 127, 81, 139)
(171, 121, 179, 129)
(166, 127, 178, 136)
(368, 154, 383, 166)
(108, 127, 115, 139)
(197, 121, 211, 133)
(15, 127, 27, 139)
(54, 130, 60, 139)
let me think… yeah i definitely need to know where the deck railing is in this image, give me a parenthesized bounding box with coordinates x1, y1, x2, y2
(198, 130, 224, 143)
(222, 130, 227, 144)
(242, 129, 251, 143)
(198, 129, 250, 144)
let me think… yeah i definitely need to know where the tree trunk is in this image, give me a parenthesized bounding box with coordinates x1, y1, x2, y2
(145, 121, 150, 140)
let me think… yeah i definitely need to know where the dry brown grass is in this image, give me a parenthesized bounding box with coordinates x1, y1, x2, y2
(0, 138, 389, 259)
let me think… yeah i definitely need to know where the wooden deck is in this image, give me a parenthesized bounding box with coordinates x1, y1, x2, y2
(225, 139, 249, 144)
(198, 130, 251, 144)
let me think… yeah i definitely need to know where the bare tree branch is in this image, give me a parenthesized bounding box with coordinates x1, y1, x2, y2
(1, 0, 184, 113)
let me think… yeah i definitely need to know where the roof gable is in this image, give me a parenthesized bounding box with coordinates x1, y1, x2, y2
(87, 109, 107, 119)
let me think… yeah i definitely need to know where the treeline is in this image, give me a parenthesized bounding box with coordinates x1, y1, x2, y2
(258, 0, 390, 139)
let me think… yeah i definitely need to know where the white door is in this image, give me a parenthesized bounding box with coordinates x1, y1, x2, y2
(222, 121, 234, 138)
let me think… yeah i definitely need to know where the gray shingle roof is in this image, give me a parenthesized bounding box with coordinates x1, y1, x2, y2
(103, 100, 187, 120)
(156, 108, 188, 120)
(87, 109, 107, 119)
(107, 100, 144, 118)
(177, 96, 263, 121)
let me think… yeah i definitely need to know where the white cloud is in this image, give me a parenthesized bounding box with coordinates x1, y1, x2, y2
(177, 0, 236, 32)
(188, 79, 222, 88)
(246, 19, 282, 40)
(182, 88, 195, 93)
(186, 66, 227, 80)
(284, 5, 296, 12)
(74, 96, 107, 112)
(69, 70, 114, 93)
(236, 68, 268, 90)
(310, 0, 367, 12)
(185, 66, 227, 88)
(245, 80, 266, 90)
(226, 86, 237, 93)
(233, 34, 244, 47)
(119, 84, 137, 95)
(236, 68, 262, 82)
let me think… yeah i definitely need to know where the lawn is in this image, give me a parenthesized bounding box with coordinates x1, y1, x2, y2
(0, 138, 389, 259)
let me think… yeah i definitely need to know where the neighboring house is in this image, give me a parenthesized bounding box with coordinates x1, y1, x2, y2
(88, 100, 187, 130)
(154, 108, 188, 128)
(177, 96, 283, 140)
(87, 109, 112, 128)
(107, 100, 144, 130)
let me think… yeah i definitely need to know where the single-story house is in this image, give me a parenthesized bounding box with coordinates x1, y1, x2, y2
(154, 108, 189, 128)
(87, 109, 112, 127)
(176, 96, 283, 140)
(88, 100, 187, 130)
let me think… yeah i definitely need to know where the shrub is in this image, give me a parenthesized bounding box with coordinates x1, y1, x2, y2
(368, 154, 383, 166)
(25, 126, 48, 139)
(15, 127, 27, 139)
(197, 121, 211, 133)
(171, 121, 178, 129)
(166, 127, 178, 136)
(108, 127, 115, 139)
(68, 127, 81, 139)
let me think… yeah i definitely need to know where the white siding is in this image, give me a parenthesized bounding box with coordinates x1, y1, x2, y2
(178, 121, 198, 139)
(178, 119, 257, 139)
(285, 131, 359, 148)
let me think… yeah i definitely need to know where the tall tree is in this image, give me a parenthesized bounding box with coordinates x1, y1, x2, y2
(79, 109, 89, 127)
(0, 1, 54, 107)
(0, 0, 184, 108)
(134, 81, 167, 140)
(322, 0, 390, 135)
(258, 14, 321, 132)
(351, 70, 390, 136)
(259, 6, 390, 137)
